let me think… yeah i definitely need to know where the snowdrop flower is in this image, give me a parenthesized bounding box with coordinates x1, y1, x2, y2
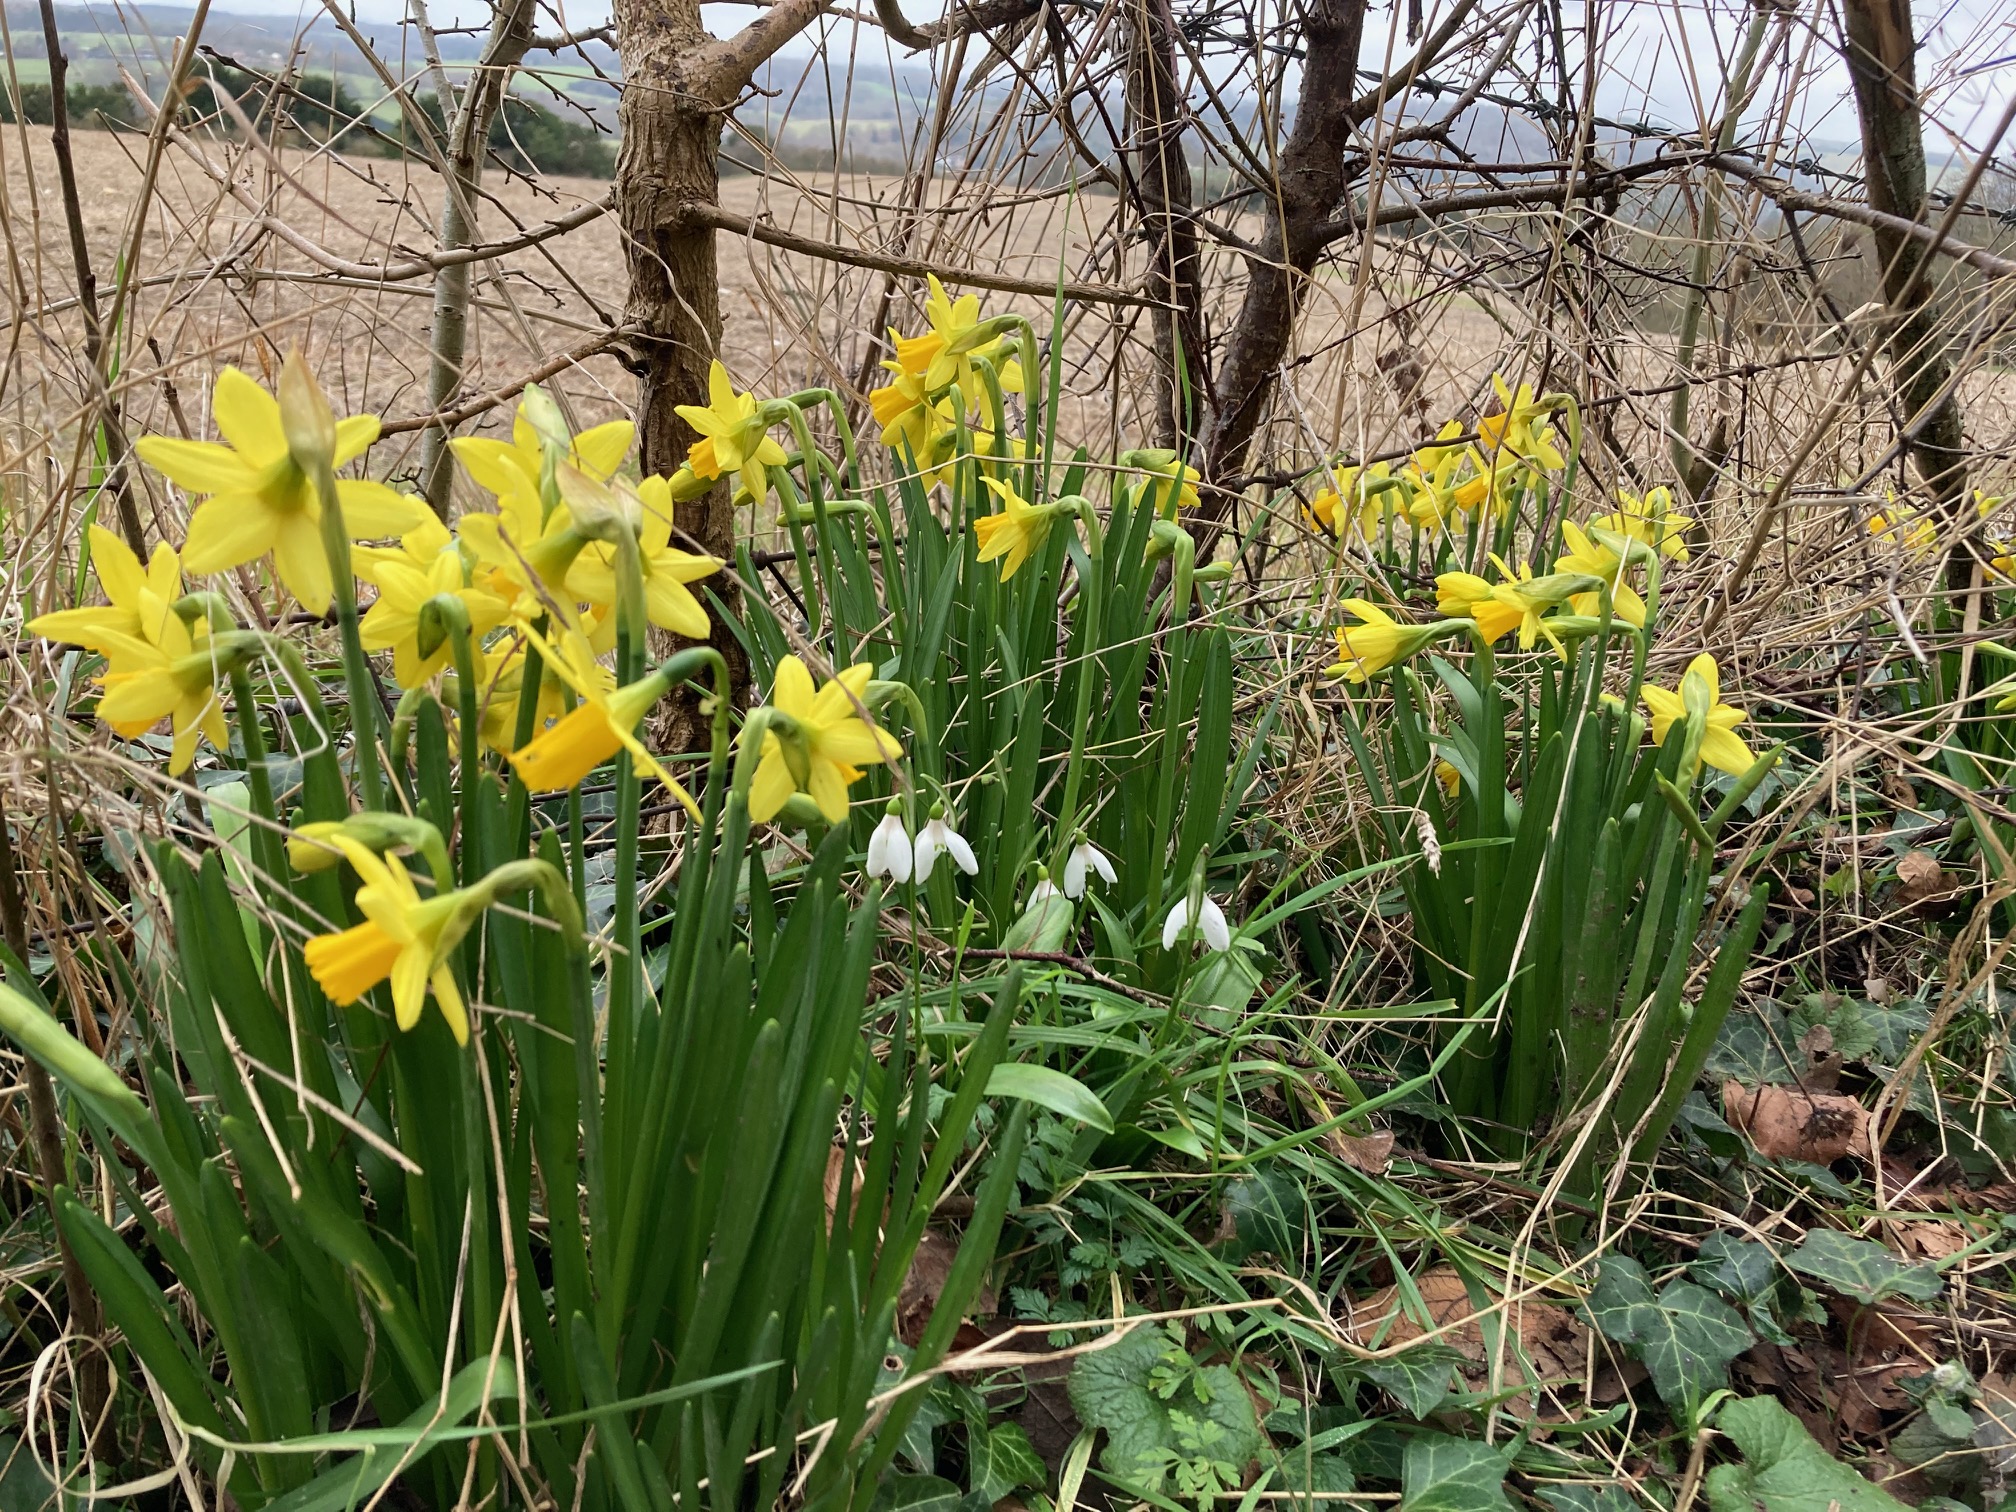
(1162, 893, 1232, 953)
(866, 804, 913, 883)
(1027, 867, 1061, 907)
(1062, 836, 1116, 900)
(913, 803, 978, 883)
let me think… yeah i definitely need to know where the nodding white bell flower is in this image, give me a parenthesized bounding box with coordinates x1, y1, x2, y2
(865, 806, 913, 884)
(1027, 868, 1061, 907)
(1162, 893, 1232, 954)
(913, 804, 978, 883)
(1062, 837, 1116, 900)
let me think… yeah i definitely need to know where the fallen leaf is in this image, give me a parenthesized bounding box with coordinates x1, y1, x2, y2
(1345, 1267, 1610, 1417)
(1293, 1085, 1394, 1173)
(1895, 850, 1958, 910)
(1723, 1080, 1870, 1163)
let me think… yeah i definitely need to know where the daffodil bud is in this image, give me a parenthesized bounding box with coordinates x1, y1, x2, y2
(1193, 562, 1234, 583)
(277, 349, 337, 475)
(518, 384, 573, 460)
(1120, 448, 1180, 471)
(286, 812, 447, 875)
(1518, 571, 1604, 606)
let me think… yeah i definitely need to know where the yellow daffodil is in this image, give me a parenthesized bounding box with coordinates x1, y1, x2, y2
(28, 524, 183, 651)
(1640, 653, 1756, 777)
(1556, 521, 1646, 628)
(1435, 759, 1462, 797)
(1133, 452, 1201, 517)
(90, 616, 229, 775)
(1592, 486, 1691, 562)
(353, 515, 454, 588)
(505, 630, 701, 816)
(747, 657, 902, 825)
(869, 341, 958, 466)
(1402, 432, 1491, 530)
(1308, 461, 1402, 543)
(360, 544, 510, 688)
(452, 411, 634, 534)
(1475, 375, 1565, 468)
(1436, 557, 1574, 656)
(973, 476, 1055, 581)
(466, 638, 592, 754)
(1868, 503, 1937, 554)
(893, 275, 1023, 398)
(1324, 600, 1442, 683)
(133, 366, 428, 615)
(564, 473, 722, 640)
(675, 361, 789, 506)
(301, 834, 472, 1044)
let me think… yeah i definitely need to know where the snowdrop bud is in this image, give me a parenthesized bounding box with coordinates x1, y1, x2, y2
(1162, 893, 1232, 954)
(913, 803, 977, 883)
(1028, 866, 1060, 907)
(1062, 837, 1116, 900)
(865, 804, 913, 883)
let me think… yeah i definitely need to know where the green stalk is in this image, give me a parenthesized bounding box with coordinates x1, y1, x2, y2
(310, 461, 384, 812)
(1051, 497, 1105, 865)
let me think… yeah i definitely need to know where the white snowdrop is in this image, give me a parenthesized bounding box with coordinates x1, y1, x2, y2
(865, 808, 913, 883)
(1062, 838, 1116, 900)
(1162, 893, 1232, 953)
(913, 807, 978, 883)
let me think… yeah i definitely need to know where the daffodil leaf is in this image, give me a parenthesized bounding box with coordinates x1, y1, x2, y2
(1783, 1230, 1943, 1305)
(1396, 1435, 1513, 1512)
(986, 1064, 1114, 1132)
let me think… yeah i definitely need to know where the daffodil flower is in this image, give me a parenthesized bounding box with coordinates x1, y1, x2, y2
(1124, 449, 1201, 517)
(360, 545, 510, 688)
(1475, 375, 1565, 468)
(1868, 503, 1938, 554)
(1062, 837, 1115, 899)
(914, 807, 978, 883)
(353, 515, 455, 588)
(867, 806, 914, 883)
(28, 524, 185, 652)
(1592, 486, 1692, 562)
(133, 366, 429, 615)
(452, 410, 634, 533)
(467, 638, 592, 754)
(90, 617, 239, 775)
(562, 471, 722, 640)
(1640, 653, 1756, 777)
(746, 657, 903, 825)
(1434, 760, 1462, 798)
(1401, 427, 1491, 529)
(893, 275, 1024, 397)
(1325, 600, 1444, 683)
(1162, 893, 1232, 953)
(1435, 558, 1587, 657)
(505, 629, 702, 817)
(869, 347, 957, 468)
(972, 476, 1056, 581)
(676, 361, 790, 506)
(1308, 462, 1403, 542)
(1555, 521, 1646, 628)
(301, 834, 475, 1044)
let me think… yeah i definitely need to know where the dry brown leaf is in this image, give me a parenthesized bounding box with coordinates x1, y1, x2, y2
(1344, 1266, 1608, 1415)
(1895, 850, 1958, 909)
(1723, 1080, 1870, 1162)
(1293, 1086, 1394, 1174)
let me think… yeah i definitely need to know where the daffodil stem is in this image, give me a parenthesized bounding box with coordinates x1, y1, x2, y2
(1053, 499, 1104, 867)
(228, 666, 290, 902)
(442, 616, 483, 885)
(779, 404, 845, 655)
(312, 462, 385, 812)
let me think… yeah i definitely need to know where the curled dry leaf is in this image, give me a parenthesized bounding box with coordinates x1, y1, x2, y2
(1894, 850, 1958, 910)
(1293, 1084, 1394, 1173)
(1723, 1079, 1870, 1163)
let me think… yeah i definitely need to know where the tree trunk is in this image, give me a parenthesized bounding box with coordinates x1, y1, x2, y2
(1840, 0, 1969, 585)
(1198, 0, 1369, 501)
(1125, 0, 1206, 452)
(613, 0, 750, 738)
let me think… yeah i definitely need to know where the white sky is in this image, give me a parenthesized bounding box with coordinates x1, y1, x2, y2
(196, 0, 2016, 154)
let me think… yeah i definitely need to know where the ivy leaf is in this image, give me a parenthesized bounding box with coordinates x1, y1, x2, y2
(1068, 1324, 1261, 1491)
(871, 1474, 965, 1512)
(971, 1423, 1048, 1503)
(1788, 996, 1879, 1063)
(1397, 1436, 1513, 1512)
(1704, 1396, 1912, 1512)
(1539, 1487, 1639, 1512)
(1355, 1345, 1468, 1419)
(1585, 1257, 1751, 1420)
(1690, 1233, 1799, 1347)
(1784, 1230, 1943, 1305)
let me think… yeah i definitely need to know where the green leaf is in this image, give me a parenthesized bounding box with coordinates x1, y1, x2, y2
(986, 1064, 1114, 1132)
(1787, 996, 1878, 1063)
(1068, 1324, 1261, 1492)
(1585, 1257, 1751, 1420)
(1783, 1230, 1943, 1305)
(972, 1423, 1049, 1502)
(1396, 1435, 1512, 1512)
(1355, 1345, 1467, 1419)
(1002, 893, 1075, 953)
(1538, 1487, 1639, 1512)
(871, 1474, 965, 1512)
(1704, 1396, 1911, 1512)
(1690, 1233, 1798, 1347)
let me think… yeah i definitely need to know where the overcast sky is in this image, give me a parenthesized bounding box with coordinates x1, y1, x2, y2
(201, 0, 2014, 154)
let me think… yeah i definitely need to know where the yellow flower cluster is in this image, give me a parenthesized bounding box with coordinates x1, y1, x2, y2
(1308, 375, 1572, 545)
(868, 275, 1025, 486)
